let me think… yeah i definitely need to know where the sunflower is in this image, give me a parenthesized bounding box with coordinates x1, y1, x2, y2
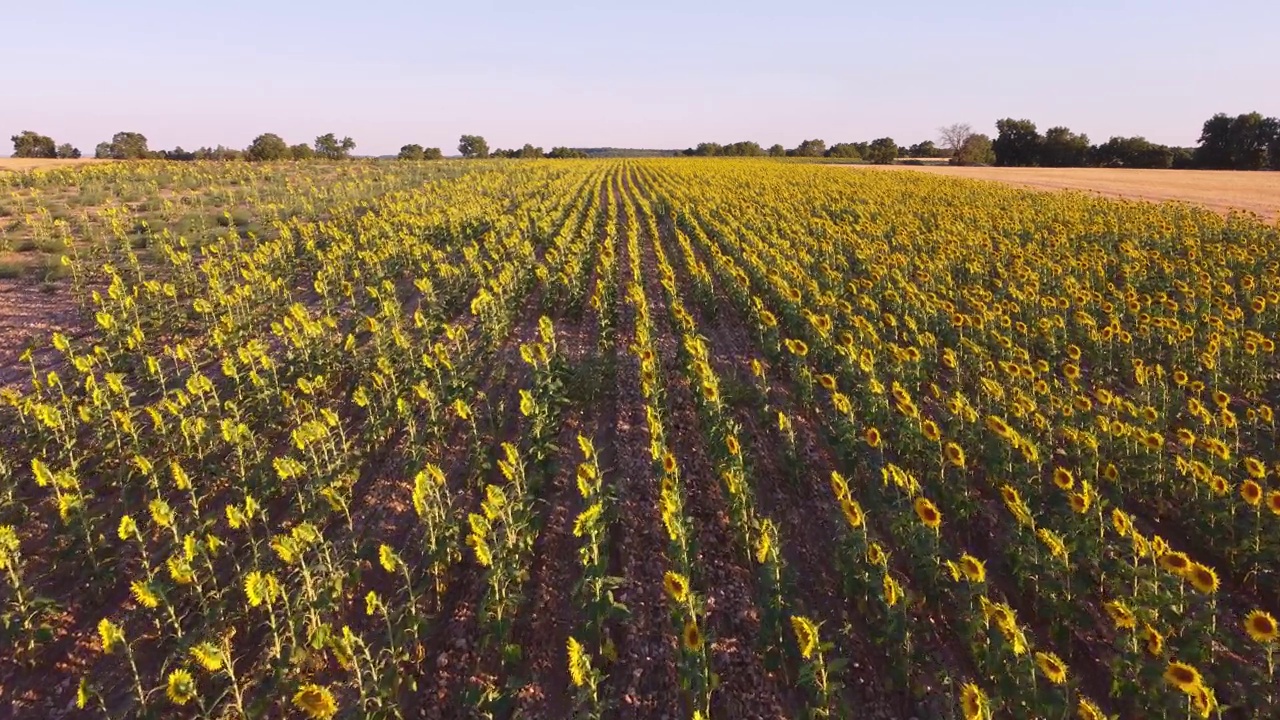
(959, 682, 989, 720)
(817, 374, 837, 391)
(944, 442, 966, 467)
(662, 453, 677, 474)
(293, 683, 338, 719)
(1212, 390, 1230, 408)
(98, 619, 125, 654)
(866, 543, 887, 566)
(1068, 492, 1090, 514)
(864, 427, 882, 448)
(1176, 428, 1196, 446)
(1269, 491, 1280, 516)
(1192, 684, 1217, 718)
(567, 636, 589, 688)
(959, 554, 986, 583)
(130, 580, 160, 609)
(1035, 651, 1067, 684)
(1245, 610, 1279, 644)
(1111, 508, 1133, 537)
(921, 420, 941, 442)
(1037, 528, 1068, 562)
(191, 642, 224, 672)
(829, 471, 848, 499)
(1077, 698, 1104, 720)
(378, 544, 401, 573)
(1164, 661, 1203, 694)
(914, 497, 942, 529)
(1063, 363, 1081, 381)
(1244, 457, 1267, 479)
(790, 615, 819, 659)
(1052, 467, 1074, 490)
(1158, 551, 1192, 576)
(1187, 563, 1218, 594)
(682, 619, 702, 650)
(1104, 600, 1136, 630)
(840, 496, 864, 529)
(1241, 480, 1263, 506)
(725, 435, 740, 456)
(165, 669, 196, 705)
(882, 573, 902, 607)
(663, 571, 689, 604)
(1209, 475, 1229, 496)
(985, 415, 1014, 440)
(1173, 370, 1188, 386)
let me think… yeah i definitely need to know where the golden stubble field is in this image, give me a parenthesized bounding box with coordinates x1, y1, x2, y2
(862, 165, 1280, 222)
(0, 158, 102, 172)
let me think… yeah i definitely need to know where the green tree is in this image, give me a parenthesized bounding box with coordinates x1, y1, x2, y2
(826, 143, 862, 159)
(951, 134, 995, 166)
(245, 133, 289, 161)
(865, 137, 899, 164)
(517, 143, 543, 158)
(1090, 136, 1173, 168)
(398, 144, 426, 160)
(11, 131, 57, 158)
(907, 141, 939, 158)
(767, 144, 786, 157)
(458, 134, 490, 159)
(1039, 126, 1090, 167)
(1194, 113, 1234, 169)
(56, 143, 81, 159)
(314, 133, 356, 160)
(1227, 112, 1278, 170)
(993, 119, 1041, 166)
(723, 141, 764, 156)
(290, 143, 315, 160)
(791, 139, 826, 157)
(423, 147, 444, 160)
(546, 146, 587, 159)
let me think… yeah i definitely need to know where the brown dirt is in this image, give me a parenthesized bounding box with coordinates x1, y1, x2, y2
(0, 280, 84, 387)
(0, 159, 106, 173)
(850, 165, 1280, 221)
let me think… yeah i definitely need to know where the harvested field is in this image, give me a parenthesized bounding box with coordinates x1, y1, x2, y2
(856, 164, 1280, 221)
(0, 158, 103, 172)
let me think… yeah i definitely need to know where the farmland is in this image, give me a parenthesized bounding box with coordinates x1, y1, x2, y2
(2, 159, 1280, 720)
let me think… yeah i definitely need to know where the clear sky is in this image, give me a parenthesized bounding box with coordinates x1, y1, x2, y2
(4, 0, 1277, 156)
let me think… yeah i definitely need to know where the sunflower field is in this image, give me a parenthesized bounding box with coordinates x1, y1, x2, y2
(1, 159, 1279, 719)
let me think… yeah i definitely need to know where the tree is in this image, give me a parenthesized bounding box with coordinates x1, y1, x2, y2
(826, 143, 862, 160)
(791, 139, 826, 157)
(546, 146, 587, 159)
(56, 143, 81, 159)
(244, 133, 289, 161)
(95, 142, 113, 159)
(11, 131, 57, 158)
(290, 144, 315, 160)
(1226, 112, 1278, 170)
(993, 119, 1042, 167)
(952, 134, 995, 166)
(93, 132, 150, 160)
(907, 141, 939, 158)
(517, 143, 543, 159)
(767, 144, 786, 157)
(1040, 126, 1090, 167)
(458, 135, 490, 159)
(938, 123, 975, 157)
(1090, 136, 1173, 169)
(865, 137, 899, 165)
(398, 144, 426, 160)
(1194, 113, 1234, 169)
(314, 133, 356, 160)
(423, 147, 444, 160)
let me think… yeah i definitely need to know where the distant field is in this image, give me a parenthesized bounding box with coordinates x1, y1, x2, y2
(0, 158, 100, 172)
(858, 165, 1280, 221)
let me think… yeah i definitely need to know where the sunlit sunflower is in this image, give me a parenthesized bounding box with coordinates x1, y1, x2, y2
(1052, 467, 1074, 490)
(1241, 480, 1263, 506)
(1144, 624, 1164, 656)
(959, 682, 989, 720)
(1164, 661, 1203, 694)
(914, 497, 942, 529)
(817, 374, 837, 391)
(882, 573, 902, 607)
(864, 427, 882, 448)
(682, 619, 702, 650)
(663, 571, 689, 604)
(1159, 551, 1192, 576)
(789, 615, 819, 659)
(166, 669, 196, 705)
(944, 442, 966, 468)
(866, 543, 887, 566)
(921, 420, 941, 442)
(840, 496, 863, 529)
(959, 554, 986, 583)
(1245, 610, 1279, 644)
(1187, 563, 1218, 594)
(1244, 457, 1267, 479)
(293, 683, 338, 719)
(1104, 600, 1136, 630)
(1076, 698, 1104, 720)
(1268, 491, 1280, 516)
(1035, 651, 1067, 684)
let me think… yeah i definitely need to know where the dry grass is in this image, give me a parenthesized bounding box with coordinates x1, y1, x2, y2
(0, 158, 103, 172)
(854, 165, 1280, 221)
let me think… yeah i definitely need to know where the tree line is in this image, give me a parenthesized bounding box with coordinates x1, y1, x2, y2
(986, 112, 1280, 169)
(12, 113, 1279, 169)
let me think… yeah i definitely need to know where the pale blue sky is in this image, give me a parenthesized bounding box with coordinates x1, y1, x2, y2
(4, 0, 1276, 155)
